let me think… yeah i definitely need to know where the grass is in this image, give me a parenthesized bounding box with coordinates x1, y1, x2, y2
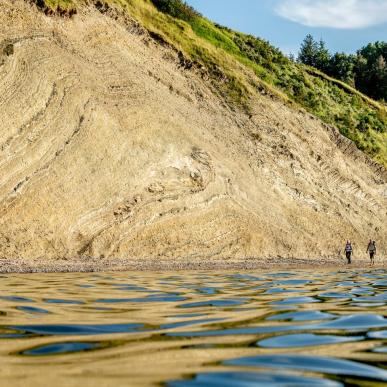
(38, 0, 76, 9)
(37, 0, 387, 167)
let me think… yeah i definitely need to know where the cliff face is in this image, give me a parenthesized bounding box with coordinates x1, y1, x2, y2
(0, 0, 386, 262)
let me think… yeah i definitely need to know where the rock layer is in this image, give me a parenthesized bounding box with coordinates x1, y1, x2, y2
(0, 1, 386, 262)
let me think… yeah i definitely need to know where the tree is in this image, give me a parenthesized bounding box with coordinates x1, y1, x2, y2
(298, 35, 331, 72)
(353, 54, 369, 93)
(315, 39, 330, 72)
(297, 36, 387, 101)
(354, 42, 387, 100)
(372, 55, 387, 100)
(329, 52, 355, 85)
(298, 34, 318, 67)
(288, 52, 296, 62)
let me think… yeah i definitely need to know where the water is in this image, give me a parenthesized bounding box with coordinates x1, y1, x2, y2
(0, 269, 386, 386)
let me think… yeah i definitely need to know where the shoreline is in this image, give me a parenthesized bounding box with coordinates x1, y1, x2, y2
(0, 257, 384, 273)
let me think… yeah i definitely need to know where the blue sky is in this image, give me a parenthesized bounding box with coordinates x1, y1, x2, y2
(185, 0, 387, 56)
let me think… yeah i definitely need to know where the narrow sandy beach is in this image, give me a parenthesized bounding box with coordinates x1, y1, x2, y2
(0, 257, 384, 273)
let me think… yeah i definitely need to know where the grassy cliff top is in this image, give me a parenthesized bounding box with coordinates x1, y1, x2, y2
(32, 0, 387, 167)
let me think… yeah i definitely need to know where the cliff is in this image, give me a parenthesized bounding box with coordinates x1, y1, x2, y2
(0, 0, 386, 264)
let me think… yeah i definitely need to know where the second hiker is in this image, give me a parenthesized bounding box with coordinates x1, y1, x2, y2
(344, 240, 353, 264)
(366, 240, 376, 265)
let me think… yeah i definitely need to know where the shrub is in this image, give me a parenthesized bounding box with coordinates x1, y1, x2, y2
(357, 112, 385, 133)
(233, 33, 287, 66)
(150, 0, 200, 22)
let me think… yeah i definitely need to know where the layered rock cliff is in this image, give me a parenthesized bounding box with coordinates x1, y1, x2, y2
(0, 0, 386, 263)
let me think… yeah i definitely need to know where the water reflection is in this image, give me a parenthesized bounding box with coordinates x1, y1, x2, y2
(257, 333, 364, 348)
(224, 354, 387, 381)
(22, 341, 101, 356)
(168, 371, 343, 387)
(0, 269, 385, 386)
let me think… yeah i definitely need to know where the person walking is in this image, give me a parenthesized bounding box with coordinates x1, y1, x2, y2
(344, 240, 353, 264)
(366, 240, 376, 266)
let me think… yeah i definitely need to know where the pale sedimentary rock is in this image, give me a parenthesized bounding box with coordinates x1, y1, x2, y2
(0, 1, 385, 263)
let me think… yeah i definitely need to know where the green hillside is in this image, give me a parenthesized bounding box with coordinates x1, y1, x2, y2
(32, 0, 387, 167)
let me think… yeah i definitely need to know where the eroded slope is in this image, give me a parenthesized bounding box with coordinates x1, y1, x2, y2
(0, 0, 386, 262)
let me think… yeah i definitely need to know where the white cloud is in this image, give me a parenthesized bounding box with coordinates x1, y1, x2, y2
(276, 0, 387, 29)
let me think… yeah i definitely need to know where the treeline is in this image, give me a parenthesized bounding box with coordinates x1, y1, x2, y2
(297, 35, 387, 102)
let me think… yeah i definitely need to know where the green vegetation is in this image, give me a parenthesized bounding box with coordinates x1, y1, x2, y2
(35, 0, 387, 166)
(149, 0, 199, 21)
(298, 35, 387, 102)
(147, 0, 386, 166)
(34, 0, 76, 9)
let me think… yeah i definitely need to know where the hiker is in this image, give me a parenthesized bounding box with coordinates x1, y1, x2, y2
(366, 240, 376, 265)
(344, 240, 353, 264)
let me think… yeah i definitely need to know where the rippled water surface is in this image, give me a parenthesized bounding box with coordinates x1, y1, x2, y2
(0, 269, 386, 386)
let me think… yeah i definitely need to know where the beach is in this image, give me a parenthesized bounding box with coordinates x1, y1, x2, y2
(0, 257, 384, 273)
